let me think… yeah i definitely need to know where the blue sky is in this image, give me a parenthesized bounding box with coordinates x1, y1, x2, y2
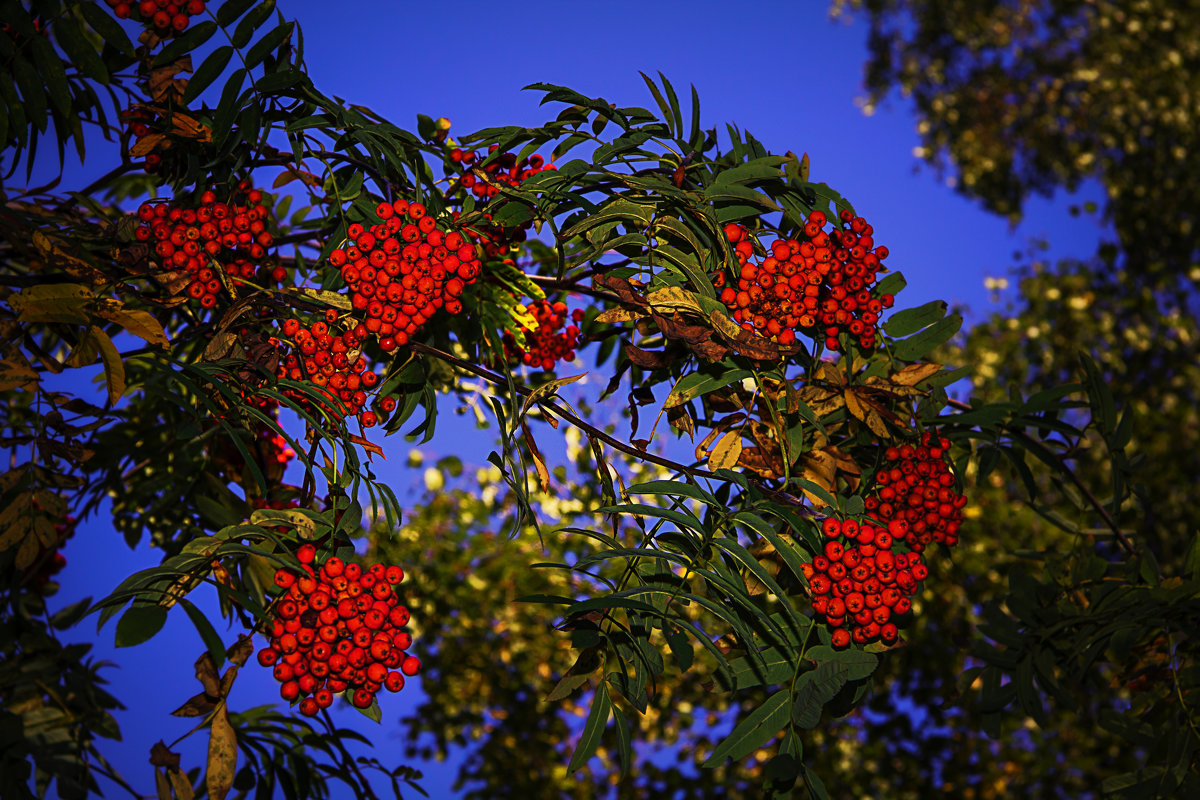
(22, 1, 1113, 797)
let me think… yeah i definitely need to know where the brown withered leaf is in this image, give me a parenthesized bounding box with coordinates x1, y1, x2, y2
(521, 420, 550, 493)
(148, 57, 192, 102)
(194, 653, 221, 697)
(172, 690, 218, 718)
(666, 404, 695, 438)
(152, 269, 193, 297)
(155, 767, 172, 800)
(650, 311, 728, 361)
(226, 634, 253, 668)
(273, 167, 322, 189)
(739, 446, 785, 479)
(594, 274, 648, 308)
(623, 342, 674, 369)
(150, 741, 181, 769)
(348, 434, 385, 461)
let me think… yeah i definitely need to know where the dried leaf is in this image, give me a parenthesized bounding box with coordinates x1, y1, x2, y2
(623, 343, 674, 369)
(89, 327, 125, 404)
(171, 690, 218, 718)
(348, 433, 385, 461)
(202, 330, 238, 361)
(594, 307, 645, 324)
(106, 308, 170, 349)
(521, 420, 550, 493)
(205, 706, 236, 800)
(169, 112, 211, 142)
(890, 362, 943, 387)
(738, 446, 785, 479)
(130, 132, 168, 157)
(194, 653, 221, 697)
(226, 635, 253, 667)
(8, 283, 95, 323)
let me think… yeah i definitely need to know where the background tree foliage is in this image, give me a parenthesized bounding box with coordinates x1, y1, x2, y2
(833, 0, 1200, 286)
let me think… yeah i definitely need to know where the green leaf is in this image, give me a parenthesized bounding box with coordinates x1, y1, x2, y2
(805, 645, 877, 681)
(351, 695, 383, 724)
(713, 157, 786, 186)
(53, 14, 109, 83)
(28, 36, 70, 117)
(702, 688, 790, 767)
(883, 299, 947, 338)
(79, 2, 136, 57)
(244, 22, 293, 70)
(560, 197, 653, 238)
(612, 705, 632, 778)
(568, 682, 611, 773)
(665, 628, 694, 672)
(179, 598, 226, 670)
(217, 0, 259, 26)
(154, 20, 219, 66)
(114, 605, 168, 647)
(182, 45, 233, 105)
(703, 182, 780, 211)
(11, 55, 47, 129)
(874, 271, 906, 297)
(892, 314, 962, 361)
(720, 647, 798, 691)
(231, 0, 276, 49)
(664, 368, 753, 409)
(791, 662, 848, 728)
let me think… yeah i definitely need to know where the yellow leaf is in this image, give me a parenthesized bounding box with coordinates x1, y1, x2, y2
(8, 284, 95, 324)
(843, 389, 867, 423)
(0, 351, 40, 391)
(130, 132, 168, 157)
(891, 362, 943, 387)
(112, 309, 170, 349)
(87, 327, 125, 405)
(708, 429, 743, 471)
(249, 508, 317, 539)
(646, 286, 704, 314)
(299, 288, 352, 310)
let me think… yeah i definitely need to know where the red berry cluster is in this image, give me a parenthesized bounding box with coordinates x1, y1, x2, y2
(717, 209, 894, 351)
(104, 0, 206, 34)
(504, 300, 584, 371)
(277, 311, 380, 428)
(865, 432, 966, 551)
(134, 184, 280, 309)
(451, 146, 555, 201)
(448, 146, 555, 258)
(257, 545, 420, 716)
(803, 517, 930, 648)
(331, 200, 481, 351)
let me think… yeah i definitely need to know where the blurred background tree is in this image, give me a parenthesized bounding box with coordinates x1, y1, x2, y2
(832, 0, 1200, 289)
